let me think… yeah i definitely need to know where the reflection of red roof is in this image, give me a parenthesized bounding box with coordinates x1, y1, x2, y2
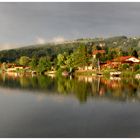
(92, 50, 105, 55)
(112, 56, 137, 62)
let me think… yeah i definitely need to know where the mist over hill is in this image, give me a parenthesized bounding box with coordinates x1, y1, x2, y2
(0, 36, 140, 63)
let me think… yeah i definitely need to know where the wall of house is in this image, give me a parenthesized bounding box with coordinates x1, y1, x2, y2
(85, 66, 93, 70)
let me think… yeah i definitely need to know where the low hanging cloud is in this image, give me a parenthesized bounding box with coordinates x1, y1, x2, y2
(36, 37, 46, 44)
(0, 43, 19, 50)
(35, 36, 66, 45)
(51, 36, 65, 44)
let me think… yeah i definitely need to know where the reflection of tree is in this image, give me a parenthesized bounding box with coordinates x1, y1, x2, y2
(74, 81, 88, 103)
(38, 75, 54, 90)
(30, 77, 38, 88)
(38, 75, 49, 89)
(57, 77, 67, 94)
(0, 73, 140, 102)
(56, 76, 92, 102)
(101, 78, 140, 101)
(20, 77, 31, 88)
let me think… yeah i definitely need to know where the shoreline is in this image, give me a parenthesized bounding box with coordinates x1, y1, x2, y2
(1, 69, 140, 80)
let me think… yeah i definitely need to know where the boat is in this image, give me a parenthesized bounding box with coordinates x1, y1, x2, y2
(110, 71, 121, 77)
(45, 71, 56, 78)
(96, 72, 103, 76)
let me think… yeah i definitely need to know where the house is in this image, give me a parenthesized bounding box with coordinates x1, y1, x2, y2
(85, 65, 93, 70)
(102, 56, 140, 69)
(6, 65, 24, 72)
(6, 65, 30, 72)
(98, 42, 106, 47)
(92, 50, 106, 59)
(77, 61, 93, 71)
(78, 65, 93, 71)
(112, 56, 140, 63)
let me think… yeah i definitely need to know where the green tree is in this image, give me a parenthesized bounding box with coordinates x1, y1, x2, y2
(122, 64, 130, 70)
(65, 54, 75, 72)
(71, 44, 88, 68)
(107, 49, 117, 60)
(57, 53, 65, 67)
(37, 57, 51, 74)
(19, 56, 30, 66)
(132, 50, 138, 58)
(134, 64, 140, 71)
(29, 57, 38, 70)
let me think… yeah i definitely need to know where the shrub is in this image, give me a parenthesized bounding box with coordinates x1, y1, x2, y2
(122, 64, 130, 70)
(134, 64, 140, 71)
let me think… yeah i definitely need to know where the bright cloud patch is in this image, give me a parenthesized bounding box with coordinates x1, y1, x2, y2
(36, 37, 46, 44)
(51, 36, 65, 43)
(0, 43, 19, 50)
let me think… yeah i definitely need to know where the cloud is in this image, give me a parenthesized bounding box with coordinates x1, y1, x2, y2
(0, 43, 19, 50)
(36, 37, 46, 44)
(51, 36, 65, 44)
(35, 36, 66, 45)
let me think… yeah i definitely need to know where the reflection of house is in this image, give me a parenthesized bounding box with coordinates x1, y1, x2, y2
(77, 76, 93, 83)
(92, 50, 106, 58)
(101, 78, 121, 89)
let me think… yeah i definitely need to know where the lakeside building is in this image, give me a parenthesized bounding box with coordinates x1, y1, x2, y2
(102, 56, 140, 69)
(92, 50, 106, 59)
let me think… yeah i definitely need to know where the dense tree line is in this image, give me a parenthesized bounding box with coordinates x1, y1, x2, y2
(0, 36, 140, 73)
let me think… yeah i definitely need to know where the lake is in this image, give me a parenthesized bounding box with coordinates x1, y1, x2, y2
(0, 73, 140, 137)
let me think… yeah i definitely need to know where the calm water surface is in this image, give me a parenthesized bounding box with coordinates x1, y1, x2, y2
(0, 73, 140, 137)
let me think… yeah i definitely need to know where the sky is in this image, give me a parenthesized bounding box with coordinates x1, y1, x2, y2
(0, 2, 140, 49)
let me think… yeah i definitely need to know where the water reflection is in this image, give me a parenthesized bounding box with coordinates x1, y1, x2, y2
(0, 72, 140, 103)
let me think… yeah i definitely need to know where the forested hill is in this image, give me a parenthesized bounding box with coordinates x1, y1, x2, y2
(0, 36, 140, 63)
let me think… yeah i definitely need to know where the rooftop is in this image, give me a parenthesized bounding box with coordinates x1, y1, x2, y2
(92, 50, 106, 55)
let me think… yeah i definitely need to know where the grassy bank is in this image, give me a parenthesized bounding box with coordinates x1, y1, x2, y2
(74, 70, 96, 76)
(74, 68, 140, 78)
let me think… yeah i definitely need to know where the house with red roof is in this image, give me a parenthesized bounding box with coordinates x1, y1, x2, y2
(112, 56, 140, 63)
(102, 56, 140, 69)
(92, 50, 106, 58)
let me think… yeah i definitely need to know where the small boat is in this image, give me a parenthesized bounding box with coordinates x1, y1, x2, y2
(110, 71, 121, 77)
(96, 72, 103, 76)
(47, 71, 56, 74)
